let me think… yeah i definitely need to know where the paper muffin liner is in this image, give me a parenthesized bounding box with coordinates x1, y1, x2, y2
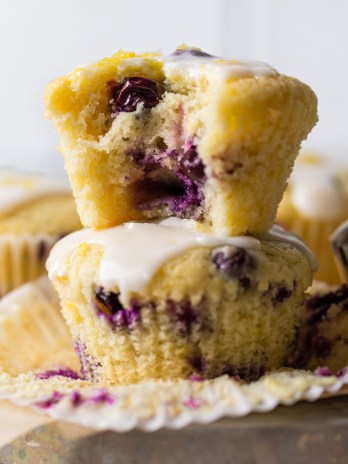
(0, 277, 79, 376)
(331, 220, 348, 283)
(0, 278, 348, 432)
(0, 233, 59, 296)
(281, 215, 344, 285)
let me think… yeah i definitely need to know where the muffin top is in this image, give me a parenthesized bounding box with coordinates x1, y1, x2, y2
(0, 170, 81, 234)
(278, 153, 348, 221)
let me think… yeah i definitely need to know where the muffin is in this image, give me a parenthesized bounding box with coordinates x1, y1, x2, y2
(0, 170, 81, 296)
(277, 154, 348, 284)
(44, 46, 317, 235)
(288, 284, 348, 373)
(46, 218, 313, 385)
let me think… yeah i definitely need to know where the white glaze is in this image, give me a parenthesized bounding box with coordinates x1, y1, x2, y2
(288, 162, 347, 220)
(260, 225, 318, 272)
(117, 50, 277, 82)
(161, 55, 277, 81)
(291, 179, 345, 219)
(47, 218, 316, 306)
(0, 171, 71, 216)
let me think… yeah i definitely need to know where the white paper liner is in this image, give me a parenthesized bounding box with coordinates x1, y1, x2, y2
(0, 278, 348, 432)
(0, 233, 58, 295)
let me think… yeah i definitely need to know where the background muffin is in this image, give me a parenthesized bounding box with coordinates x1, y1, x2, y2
(0, 170, 81, 296)
(277, 153, 348, 284)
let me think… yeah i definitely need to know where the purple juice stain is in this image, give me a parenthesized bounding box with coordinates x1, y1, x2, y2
(128, 142, 206, 218)
(74, 341, 101, 381)
(314, 366, 333, 377)
(306, 284, 348, 325)
(108, 77, 164, 114)
(95, 287, 140, 329)
(271, 285, 293, 306)
(212, 248, 254, 287)
(36, 367, 80, 380)
(33, 391, 64, 409)
(167, 299, 198, 336)
(85, 389, 116, 406)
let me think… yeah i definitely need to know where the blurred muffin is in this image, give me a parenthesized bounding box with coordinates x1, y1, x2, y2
(46, 219, 313, 385)
(0, 170, 81, 296)
(288, 284, 348, 373)
(45, 46, 317, 235)
(277, 154, 348, 284)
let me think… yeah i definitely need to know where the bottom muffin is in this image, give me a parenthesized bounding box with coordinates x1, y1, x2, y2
(47, 220, 313, 385)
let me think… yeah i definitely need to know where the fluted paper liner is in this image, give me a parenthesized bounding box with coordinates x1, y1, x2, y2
(0, 233, 58, 296)
(0, 278, 348, 432)
(281, 215, 343, 284)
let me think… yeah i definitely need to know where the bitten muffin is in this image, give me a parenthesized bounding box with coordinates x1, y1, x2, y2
(288, 285, 348, 373)
(45, 46, 317, 235)
(277, 154, 348, 285)
(46, 219, 313, 385)
(0, 170, 81, 296)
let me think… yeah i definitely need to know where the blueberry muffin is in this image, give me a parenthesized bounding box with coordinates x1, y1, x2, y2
(45, 46, 317, 235)
(277, 154, 348, 285)
(46, 219, 313, 385)
(288, 285, 348, 373)
(0, 170, 81, 296)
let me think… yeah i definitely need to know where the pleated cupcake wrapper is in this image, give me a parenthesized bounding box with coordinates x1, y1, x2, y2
(0, 233, 59, 296)
(284, 215, 344, 285)
(0, 277, 79, 376)
(1, 279, 348, 432)
(330, 220, 348, 283)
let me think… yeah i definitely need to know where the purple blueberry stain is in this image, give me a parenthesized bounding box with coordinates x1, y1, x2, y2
(271, 286, 293, 306)
(33, 391, 64, 409)
(314, 366, 333, 377)
(183, 396, 205, 410)
(313, 336, 333, 359)
(94, 288, 141, 329)
(85, 389, 116, 406)
(36, 367, 81, 380)
(128, 142, 206, 219)
(108, 77, 164, 114)
(74, 341, 101, 381)
(190, 356, 207, 376)
(306, 285, 348, 325)
(167, 299, 198, 336)
(337, 367, 348, 378)
(212, 247, 254, 288)
(70, 391, 83, 407)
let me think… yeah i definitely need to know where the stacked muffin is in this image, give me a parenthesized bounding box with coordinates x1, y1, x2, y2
(44, 46, 318, 384)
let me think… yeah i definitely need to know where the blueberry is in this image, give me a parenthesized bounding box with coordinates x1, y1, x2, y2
(172, 47, 214, 58)
(108, 77, 164, 113)
(94, 288, 140, 329)
(306, 284, 348, 325)
(213, 248, 254, 281)
(180, 145, 205, 182)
